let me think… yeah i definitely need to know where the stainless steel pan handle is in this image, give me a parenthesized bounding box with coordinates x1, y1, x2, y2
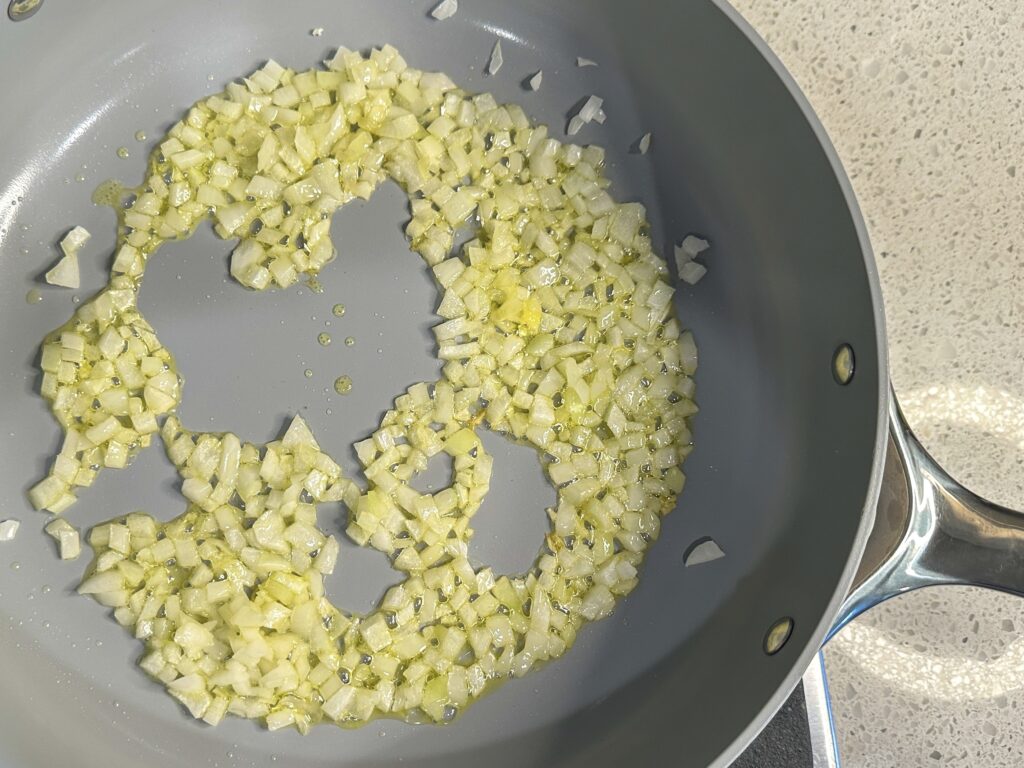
(830, 392, 1024, 638)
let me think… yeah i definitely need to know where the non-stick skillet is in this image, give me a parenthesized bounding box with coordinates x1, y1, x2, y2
(1, 1, 1022, 767)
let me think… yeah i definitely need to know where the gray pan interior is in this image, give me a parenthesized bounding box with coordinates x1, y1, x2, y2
(0, 1, 885, 766)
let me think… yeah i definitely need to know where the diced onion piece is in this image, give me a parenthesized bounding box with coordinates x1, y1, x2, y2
(44, 253, 80, 289)
(45, 518, 81, 560)
(637, 132, 652, 155)
(567, 94, 604, 136)
(673, 243, 692, 268)
(576, 57, 598, 68)
(679, 330, 698, 375)
(528, 70, 543, 91)
(487, 41, 503, 76)
(578, 95, 603, 122)
(0, 520, 19, 542)
(60, 226, 91, 257)
(679, 261, 707, 285)
(680, 234, 710, 259)
(430, 0, 457, 20)
(579, 584, 615, 620)
(684, 538, 725, 566)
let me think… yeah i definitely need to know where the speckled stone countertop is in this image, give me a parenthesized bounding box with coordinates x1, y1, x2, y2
(729, 1, 1024, 766)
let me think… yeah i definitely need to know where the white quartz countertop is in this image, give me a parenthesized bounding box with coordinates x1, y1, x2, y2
(730, 1, 1024, 766)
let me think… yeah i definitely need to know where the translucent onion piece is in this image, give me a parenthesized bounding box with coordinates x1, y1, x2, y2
(680, 234, 711, 259)
(60, 226, 91, 257)
(44, 253, 80, 288)
(0, 520, 19, 542)
(684, 538, 725, 566)
(487, 41, 503, 76)
(679, 261, 708, 285)
(430, 0, 457, 20)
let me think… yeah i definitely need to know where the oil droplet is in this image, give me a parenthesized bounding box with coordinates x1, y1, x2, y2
(326, 408, 333, 416)
(42, 621, 51, 630)
(306, 276, 324, 294)
(116, 147, 130, 159)
(344, 336, 356, 346)
(377, 348, 383, 354)
(317, 332, 332, 346)
(41, 584, 51, 594)
(304, 369, 314, 378)
(332, 303, 346, 317)
(25, 288, 42, 304)
(10, 562, 20, 571)
(75, 173, 87, 183)
(134, 130, 147, 142)
(334, 375, 353, 395)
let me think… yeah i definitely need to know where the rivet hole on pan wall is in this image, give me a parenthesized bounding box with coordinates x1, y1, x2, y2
(763, 617, 794, 655)
(832, 343, 855, 385)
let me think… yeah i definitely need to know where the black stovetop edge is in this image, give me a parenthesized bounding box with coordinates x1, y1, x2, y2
(730, 683, 813, 768)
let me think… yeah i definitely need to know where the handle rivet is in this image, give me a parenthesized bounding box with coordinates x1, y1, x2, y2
(7, 0, 42, 21)
(832, 343, 855, 385)
(764, 617, 794, 655)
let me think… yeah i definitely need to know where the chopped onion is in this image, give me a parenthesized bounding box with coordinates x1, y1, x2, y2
(310, 27, 324, 37)
(566, 94, 604, 136)
(578, 94, 603, 121)
(637, 132, 652, 154)
(684, 538, 725, 566)
(576, 57, 598, 68)
(679, 261, 707, 285)
(60, 225, 91, 256)
(680, 234, 710, 259)
(675, 236, 710, 284)
(528, 70, 543, 91)
(45, 518, 81, 559)
(486, 41, 503, 76)
(44, 253, 80, 289)
(0, 520, 19, 542)
(430, 0, 457, 20)
(36, 44, 701, 735)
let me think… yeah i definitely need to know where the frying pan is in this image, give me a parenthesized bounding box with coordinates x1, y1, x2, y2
(1, 1, 1021, 766)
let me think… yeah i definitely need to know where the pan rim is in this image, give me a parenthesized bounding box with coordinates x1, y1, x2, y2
(705, 1, 889, 765)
